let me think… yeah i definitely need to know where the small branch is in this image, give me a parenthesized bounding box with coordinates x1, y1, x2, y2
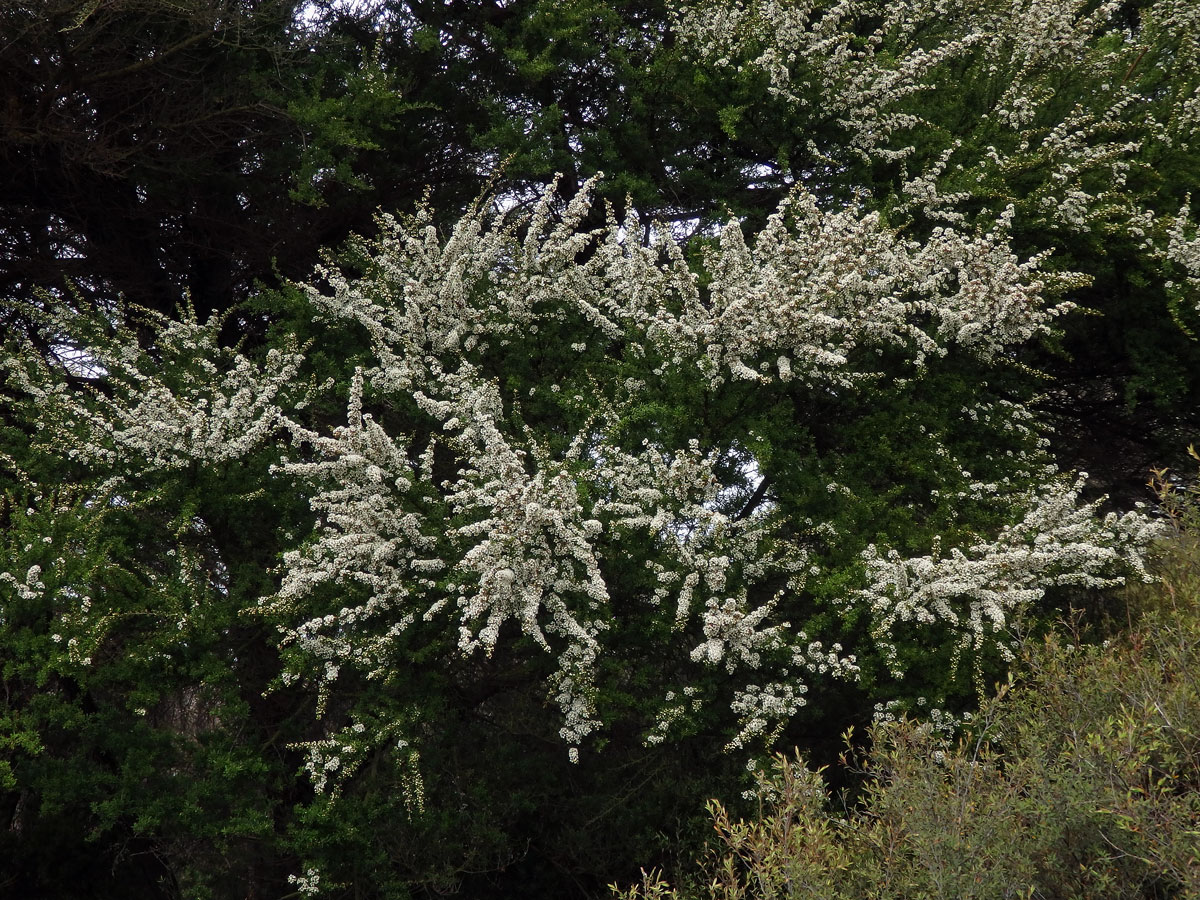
(736, 475, 772, 521)
(81, 29, 214, 86)
(1122, 47, 1148, 85)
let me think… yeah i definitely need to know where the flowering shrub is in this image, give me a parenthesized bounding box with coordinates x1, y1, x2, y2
(3, 177, 1160, 802)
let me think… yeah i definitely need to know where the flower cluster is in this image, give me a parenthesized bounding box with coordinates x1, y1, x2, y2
(858, 475, 1163, 675)
(673, 0, 982, 162)
(6, 307, 304, 472)
(1166, 201, 1200, 314)
(693, 195, 1072, 379)
(0, 563, 45, 603)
